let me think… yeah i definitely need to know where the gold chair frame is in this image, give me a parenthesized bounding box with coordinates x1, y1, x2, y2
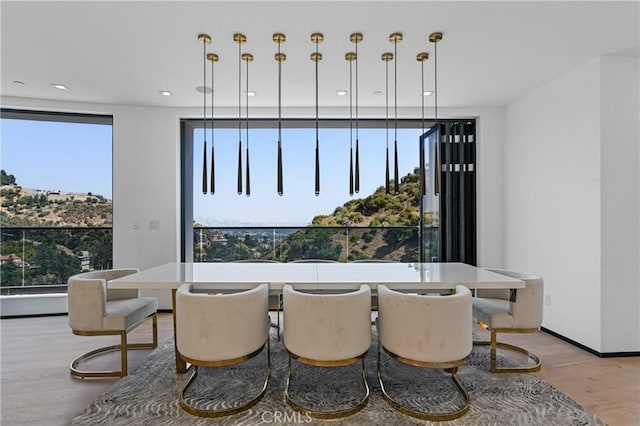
(474, 323, 541, 373)
(179, 339, 271, 418)
(377, 341, 470, 421)
(284, 350, 370, 419)
(70, 312, 158, 378)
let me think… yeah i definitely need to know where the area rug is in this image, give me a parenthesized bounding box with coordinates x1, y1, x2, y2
(72, 328, 604, 425)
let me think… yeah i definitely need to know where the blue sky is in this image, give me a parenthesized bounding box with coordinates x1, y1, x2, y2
(193, 126, 426, 225)
(1, 118, 113, 198)
(1, 117, 429, 225)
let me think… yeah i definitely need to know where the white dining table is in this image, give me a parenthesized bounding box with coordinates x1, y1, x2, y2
(109, 261, 523, 291)
(109, 262, 523, 372)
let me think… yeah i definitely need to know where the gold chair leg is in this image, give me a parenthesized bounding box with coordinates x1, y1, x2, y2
(179, 339, 271, 417)
(473, 330, 541, 373)
(377, 342, 470, 421)
(284, 354, 370, 419)
(70, 313, 158, 379)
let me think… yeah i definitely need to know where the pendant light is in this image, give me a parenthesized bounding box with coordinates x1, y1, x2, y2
(429, 32, 443, 196)
(243, 52, 253, 197)
(381, 52, 393, 195)
(273, 33, 286, 196)
(197, 34, 211, 195)
(351, 32, 362, 194)
(417, 52, 429, 197)
(345, 51, 355, 196)
(234, 33, 246, 195)
(311, 32, 323, 196)
(390, 32, 402, 194)
(207, 52, 218, 195)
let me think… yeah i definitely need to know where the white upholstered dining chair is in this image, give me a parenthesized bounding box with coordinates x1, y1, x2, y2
(289, 259, 338, 263)
(176, 283, 271, 417)
(231, 259, 282, 339)
(377, 284, 473, 421)
(67, 268, 158, 378)
(472, 268, 543, 373)
(282, 284, 371, 418)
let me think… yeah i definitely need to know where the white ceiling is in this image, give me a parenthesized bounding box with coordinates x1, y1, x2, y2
(1, 1, 638, 109)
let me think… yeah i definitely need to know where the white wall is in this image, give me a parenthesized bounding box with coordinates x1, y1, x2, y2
(505, 56, 640, 353)
(600, 56, 640, 352)
(112, 106, 181, 271)
(2, 96, 505, 310)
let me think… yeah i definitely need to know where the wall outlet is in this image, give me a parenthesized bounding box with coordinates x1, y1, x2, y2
(544, 294, 551, 306)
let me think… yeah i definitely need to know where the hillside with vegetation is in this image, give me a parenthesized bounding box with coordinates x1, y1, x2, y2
(0, 170, 113, 287)
(272, 168, 437, 262)
(310, 168, 437, 228)
(0, 170, 112, 228)
(195, 168, 438, 263)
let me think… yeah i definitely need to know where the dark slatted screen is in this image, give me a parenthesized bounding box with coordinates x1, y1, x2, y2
(438, 120, 477, 265)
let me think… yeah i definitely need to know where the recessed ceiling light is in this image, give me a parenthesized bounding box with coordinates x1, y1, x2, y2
(51, 83, 69, 90)
(423, 91, 433, 96)
(336, 90, 348, 96)
(247, 91, 256, 97)
(13, 80, 25, 85)
(158, 91, 172, 96)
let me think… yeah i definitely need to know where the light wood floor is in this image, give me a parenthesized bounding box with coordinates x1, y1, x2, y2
(1, 313, 638, 426)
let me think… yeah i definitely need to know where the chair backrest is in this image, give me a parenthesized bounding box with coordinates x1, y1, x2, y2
(283, 285, 371, 361)
(482, 268, 544, 329)
(231, 259, 279, 263)
(377, 284, 472, 364)
(176, 283, 269, 362)
(350, 259, 397, 263)
(67, 268, 139, 331)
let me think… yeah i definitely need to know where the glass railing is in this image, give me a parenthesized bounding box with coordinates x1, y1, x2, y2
(0, 225, 438, 293)
(0, 227, 113, 294)
(193, 225, 438, 263)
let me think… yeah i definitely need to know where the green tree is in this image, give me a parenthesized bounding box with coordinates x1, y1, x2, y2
(0, 170, 16, 185)
(0, 259, 23, 286)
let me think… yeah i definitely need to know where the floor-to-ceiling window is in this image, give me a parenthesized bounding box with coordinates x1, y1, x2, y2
(181, 118, 453, 263)
(0, 109, 113, 295)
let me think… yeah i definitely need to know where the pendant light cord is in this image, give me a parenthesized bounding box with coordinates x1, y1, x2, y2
(236, 36, 243, 195)
(245, 53, 251, 197)
(246, 57, 249, 152)
(202, 37, 207, 195)
(278, 42, 282, 146)
(349, 54, 353, 196)
(394, 39, 398, 145)
(238, 41, 242, 146)
(277, 38, 284, 196)
(211, 54, 215, 151)
(314, 36, 320, 196)
(203, 40, 207, 148)
(210, 52, 215, 194)
(421, 58, 425, 135)
(315, 40, 319, 146)
(434, 40, 438, 127)
(355, 41, 359, 144)
(385, 55, 390, 195)
(349, 59, 353, 152)
(385, 59, 389, 152)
